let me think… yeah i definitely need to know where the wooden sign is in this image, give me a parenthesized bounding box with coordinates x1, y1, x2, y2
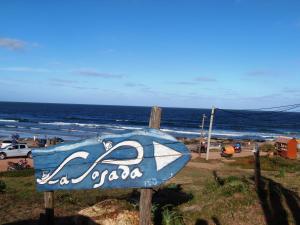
(33, 129, 190, 191)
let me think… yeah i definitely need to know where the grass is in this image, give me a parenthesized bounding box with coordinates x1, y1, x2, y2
(0, 157, 300, 225)
(228, 155, 300, 173)
(259, 143, 275, 152)
(0, 168, 35, 177)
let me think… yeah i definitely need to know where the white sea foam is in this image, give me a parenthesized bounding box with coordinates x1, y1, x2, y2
(0, 119, 18, 123)
(39, 121, 108, 128)
(161, 127, 281, 140)
(5, 125, 16, 128)
(115, 126, 143, 130)
(30, 127, 40, 130)
(161, 128, 199, 135)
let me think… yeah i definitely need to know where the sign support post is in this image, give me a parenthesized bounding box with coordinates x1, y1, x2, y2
(139, 106, 162, 225)
(44, 191, 54, 225)
(206, 106, 215, 160)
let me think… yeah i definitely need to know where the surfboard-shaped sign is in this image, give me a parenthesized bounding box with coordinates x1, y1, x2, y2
(33, 129, 191, 191)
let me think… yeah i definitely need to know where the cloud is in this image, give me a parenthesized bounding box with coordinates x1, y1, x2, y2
(124, 82, 147, 88)
(282, 87, 300, 94)
(0, 38, 27, 51)
(48, 80, 99, 91)
(75, 69, 124, 79)
(0, 67, 50, 73)
(175, 76, 217, 85)
(194, 76, 217, 82)
(50, 78, 78, 84)
(246, 70, 274, 77)
(175, 81, 195, 85)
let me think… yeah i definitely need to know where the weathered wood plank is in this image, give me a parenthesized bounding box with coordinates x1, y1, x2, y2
(44, 191, 54, 225)
(140, 106, 162, 225)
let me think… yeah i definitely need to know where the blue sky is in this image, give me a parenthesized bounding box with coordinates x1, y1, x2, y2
(0, 0, 299, 109)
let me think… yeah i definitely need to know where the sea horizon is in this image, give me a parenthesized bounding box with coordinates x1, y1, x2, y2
(0, 101, 299, 141)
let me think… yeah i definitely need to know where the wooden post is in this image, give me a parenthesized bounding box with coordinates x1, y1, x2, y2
(206, 106, 215, 160)
(43, 140, 55, 225)
(44, 191, 54, 225)
(254, 143, 261, 191)
(139, 106, 162, 225)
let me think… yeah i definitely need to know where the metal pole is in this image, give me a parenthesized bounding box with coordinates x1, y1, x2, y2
(206, 106, 215, 160)
(198, 114, 206, 155)
(200, 114, 206, 139)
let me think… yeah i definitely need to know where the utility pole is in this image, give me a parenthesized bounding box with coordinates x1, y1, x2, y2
(198, 114, 206, 155)
(200, 114, 206, 139)
(206, 106, 215, 160)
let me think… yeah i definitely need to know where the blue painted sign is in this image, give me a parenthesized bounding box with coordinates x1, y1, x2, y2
(33, 129, 191, 191)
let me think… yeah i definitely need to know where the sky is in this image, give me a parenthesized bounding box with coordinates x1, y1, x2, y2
(0, 0, 299, 109)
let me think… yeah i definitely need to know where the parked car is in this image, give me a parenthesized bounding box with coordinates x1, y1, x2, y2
(0, 143, 32, 160)
(234, 143, 242, 153)
(221, 145, 234, 158)
(0, 140, 13, 149)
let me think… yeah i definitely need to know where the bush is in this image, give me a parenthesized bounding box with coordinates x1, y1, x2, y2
(221, 176, 249, 196)
(204, 175, 250, 197)
(259, 143, 275, 152)
(0, 168, 34, 177)
(0, 180, 6, 192)
(161, 206, 184, 225)
(229, 156, 300, 173)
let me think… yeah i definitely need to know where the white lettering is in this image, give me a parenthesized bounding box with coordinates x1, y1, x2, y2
(59, 176, 69, 185)
(130, 168, 143, 179)
(119, 165, 130, 179)
(92, 171, 99, 180)
(108, 170, 119, 181)
(93, 170, 108, 188)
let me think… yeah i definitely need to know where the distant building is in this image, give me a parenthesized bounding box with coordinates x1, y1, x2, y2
(275, 136, 298, 159)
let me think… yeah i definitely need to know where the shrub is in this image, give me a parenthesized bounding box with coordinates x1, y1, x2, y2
(0, 168, 34, 177)
(204, 175, 250, 197)
(0, 180, 6, 192)
(221, 177, 249, 196)
(259, 143, 275, 152)
(161, 206, 184, 225)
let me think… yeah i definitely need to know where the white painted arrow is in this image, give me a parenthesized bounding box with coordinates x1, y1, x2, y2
(153, 141, 182, 171)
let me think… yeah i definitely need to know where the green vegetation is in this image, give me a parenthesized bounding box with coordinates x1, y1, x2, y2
(259, 143, 275, 152)
(1, 156, 299, 225)
(0, 168, 35, 177)
(229, 155, 300, 172)
(0, 179, 6, 192)
(161, 205, 184, 225)
(204, 175, 250, 197)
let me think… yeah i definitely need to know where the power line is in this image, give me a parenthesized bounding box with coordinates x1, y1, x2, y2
(252, 103, 300, 111)
(216, 104, 300, 120)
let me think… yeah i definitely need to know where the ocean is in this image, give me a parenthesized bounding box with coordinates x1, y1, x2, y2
(0, 102, 299, 141)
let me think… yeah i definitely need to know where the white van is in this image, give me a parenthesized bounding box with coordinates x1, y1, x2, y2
(0, 144, 32, 160)
(0, 140, 13, 149)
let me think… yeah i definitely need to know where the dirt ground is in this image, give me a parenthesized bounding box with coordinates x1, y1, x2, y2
(0, 158, 34, 172)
